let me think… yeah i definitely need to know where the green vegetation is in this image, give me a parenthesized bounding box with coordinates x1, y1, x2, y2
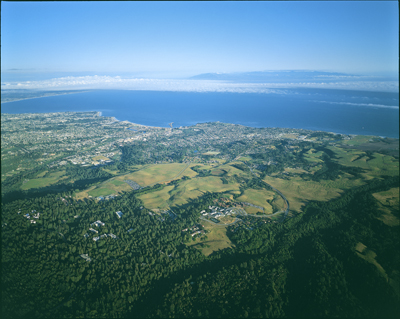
(1, 112, 399, 318)
(21, 170, 67, 190)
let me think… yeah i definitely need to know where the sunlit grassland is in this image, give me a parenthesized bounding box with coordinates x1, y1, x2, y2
(236, 188, 275, 214)
(138, 186, 175, 210)
(92, 155, 110, 161)
(238, 156, 252, 161)
(138, 176, 241, 208)
(74, 163, 199, 200)
(262, 175, 364, 213)
(186, 223, 234, 256)
(109, 180, 126, 186)
(328, 146, 399, 177)
(168, 176, 241, 206)
(341, 135, 375, 146)
(303, 148, 324, 163)
(218, 163, 251, 178)
(116, 163, 197, 187)
(36, 170, 48, 177)
(271, 195, 286, 212)
(75, 185, 96, 200)
(243, 205, 264, 214)
(210, 168, 227, 176)
(21, 170, 67, 190)
(86, 178, 133, 197)
(372, 187, 399, 226)
(87, 187, 116, 197)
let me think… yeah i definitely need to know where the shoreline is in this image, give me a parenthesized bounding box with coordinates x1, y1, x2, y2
(0, 90, 91, 104)
(2, 109, 398, 139)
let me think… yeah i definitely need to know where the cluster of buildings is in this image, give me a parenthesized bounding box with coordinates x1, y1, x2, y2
(93, 233, 117, 241)
(94, 194, 118, 201)
(182, 224, 205, 237)
(22, 210, 40, 224)
(83, 217, 120, 240)
(200, 206, 235, 219)
(157, 210, 177, 222)
(91, 220, 105, 227)
(80, 254, 92, 262)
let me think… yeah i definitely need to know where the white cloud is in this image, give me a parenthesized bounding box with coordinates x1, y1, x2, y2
(1, 75, 398, 93)
(311, 100, 399, 109)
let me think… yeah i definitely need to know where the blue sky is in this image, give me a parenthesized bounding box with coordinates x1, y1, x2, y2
(1, 1, 398, 92)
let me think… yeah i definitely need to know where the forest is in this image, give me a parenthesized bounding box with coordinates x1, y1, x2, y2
(1, 115, 399, 318)
(2, 172, 399, 318)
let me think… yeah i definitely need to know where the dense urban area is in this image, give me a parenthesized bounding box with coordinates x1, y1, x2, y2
(1, 111, 399, 318)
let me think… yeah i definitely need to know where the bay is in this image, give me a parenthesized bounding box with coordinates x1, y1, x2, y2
(1, 89, 398, 138)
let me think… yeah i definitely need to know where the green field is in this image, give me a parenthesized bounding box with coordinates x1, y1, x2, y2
(109, 179, 126, 186)
(327, 146, 399, 177)
(218, 163, 250, 178)
(138, 186, 175, 210)
(139, 176, 241, 208)
(21, 170, 67, 190)
(87, 187, 116, 197)
(117, 163, 197, 187)
(92, 155, 110, 161)
(372, 187, 399, 226)
(303, 149, 324, 163)
(186, 223, 234, 256)
(263, 175, 362, 213)
(236, 188, 275, 214)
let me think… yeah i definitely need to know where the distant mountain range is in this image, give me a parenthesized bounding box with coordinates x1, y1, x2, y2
(189, 70, 396, 83)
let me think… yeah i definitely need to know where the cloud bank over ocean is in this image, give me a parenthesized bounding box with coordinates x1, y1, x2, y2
(1, 75, 398, 93)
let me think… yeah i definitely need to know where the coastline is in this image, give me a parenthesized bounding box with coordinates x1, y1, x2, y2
(0, 90, 91, 104)
(1, 89, 398, 138)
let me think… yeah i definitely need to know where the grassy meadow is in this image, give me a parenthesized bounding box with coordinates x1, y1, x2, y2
(236, 188, 276, 214)
(186, 223, 234, 256)
(372, 187, 399, 226)
(21, 170, 67, 190)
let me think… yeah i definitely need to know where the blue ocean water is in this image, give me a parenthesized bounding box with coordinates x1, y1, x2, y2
(1, 89, 399, 138)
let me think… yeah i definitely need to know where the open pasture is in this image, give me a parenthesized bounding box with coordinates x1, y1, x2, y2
(87, 187, 115, 197)
(187, 223, 234, 256)
(262, 175, 364, 213)
(138, 186, 175, 210)
(92, 155, 110, 161)
(236, 188, 275, 214)
(218, 163, 250, 177)
(303, 148, 324, 163)
(372, 187, 399, 226)
(328, 146, 399, 177)
(21, 170, 67, 190)
(116, 163, 196, 187)
(238, 156, 252, 161)
(169, 176, 241, 206)
(139, 176, 241, 208)
(242, 205, 264, 214)
(90, 180, 132, 197)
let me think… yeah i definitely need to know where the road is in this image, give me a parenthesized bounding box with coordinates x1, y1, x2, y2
(246, 164, 290, 222)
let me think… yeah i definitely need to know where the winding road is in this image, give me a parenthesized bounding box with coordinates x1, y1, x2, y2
(245, 164, 290, 222)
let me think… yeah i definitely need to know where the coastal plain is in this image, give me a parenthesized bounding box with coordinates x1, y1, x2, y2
(1, 111, 399, 318)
